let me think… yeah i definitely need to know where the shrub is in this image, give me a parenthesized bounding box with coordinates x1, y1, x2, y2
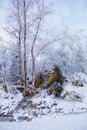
(34, 65, 65, 89)
(48, 83, 63, 97)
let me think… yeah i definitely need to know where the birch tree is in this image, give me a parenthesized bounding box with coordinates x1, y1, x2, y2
(7, 0, 34, 86)
(7, 0, 66, 87)
(7, 0, 23, 85)
(30, 0, 52, 85)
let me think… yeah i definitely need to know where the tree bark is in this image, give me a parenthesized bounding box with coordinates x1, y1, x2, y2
(18, 0, 22, 86)
(31, 17, 41, 86)
(1, 61, 8, 93)
(23, 0, 27, 87)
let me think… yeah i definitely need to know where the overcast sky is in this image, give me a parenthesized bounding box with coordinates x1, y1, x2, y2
(54, 0, 87, 30)
(0, 0, 87, 40)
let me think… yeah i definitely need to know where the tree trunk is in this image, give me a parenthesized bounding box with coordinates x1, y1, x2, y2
(31, 49, 35, 86)
(31, 17, 41, 86)
(1, 61, 8, 93)
(18, 0, 22, 86)
(18, 33, 22, 85)
(23, 0, 27, 87)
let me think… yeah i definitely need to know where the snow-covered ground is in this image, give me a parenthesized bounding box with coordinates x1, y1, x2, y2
(0, 88, 23, 116)
(0, 86, 87, 122)
(0, 81, 87, 121)
(0, 113, 87, 130)
(0, 73, 87, 129)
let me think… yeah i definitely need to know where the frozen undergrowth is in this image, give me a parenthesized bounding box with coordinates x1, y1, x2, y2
(0, 89, 22, 116)
(0, 73, 87, 121)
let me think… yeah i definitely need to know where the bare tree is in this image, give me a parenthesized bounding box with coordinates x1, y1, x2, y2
(7, 0, 69, 88)
(7, 0, 33, 86)
(31, 0, 52, 85)
(22, 0, 33, 87)
(17, 0, 23, 85)
(22, 0, 27, 87)
(7, 0, 23, 85)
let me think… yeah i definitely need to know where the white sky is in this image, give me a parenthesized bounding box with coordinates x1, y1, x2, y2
(0, 0, 87, 41)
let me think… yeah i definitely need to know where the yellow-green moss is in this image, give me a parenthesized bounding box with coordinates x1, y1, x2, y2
(46, 71, 60, 87)
(46, 72, 55, 85)
(34, 66, 65, 88)
(48, 86, 62, 97)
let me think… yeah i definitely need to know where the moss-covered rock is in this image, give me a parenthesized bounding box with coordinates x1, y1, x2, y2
(46, 72, 56, 87)
(46, 71, 65, 88)
(48, 83, 63, 97)
(34, 66, 65, 89)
